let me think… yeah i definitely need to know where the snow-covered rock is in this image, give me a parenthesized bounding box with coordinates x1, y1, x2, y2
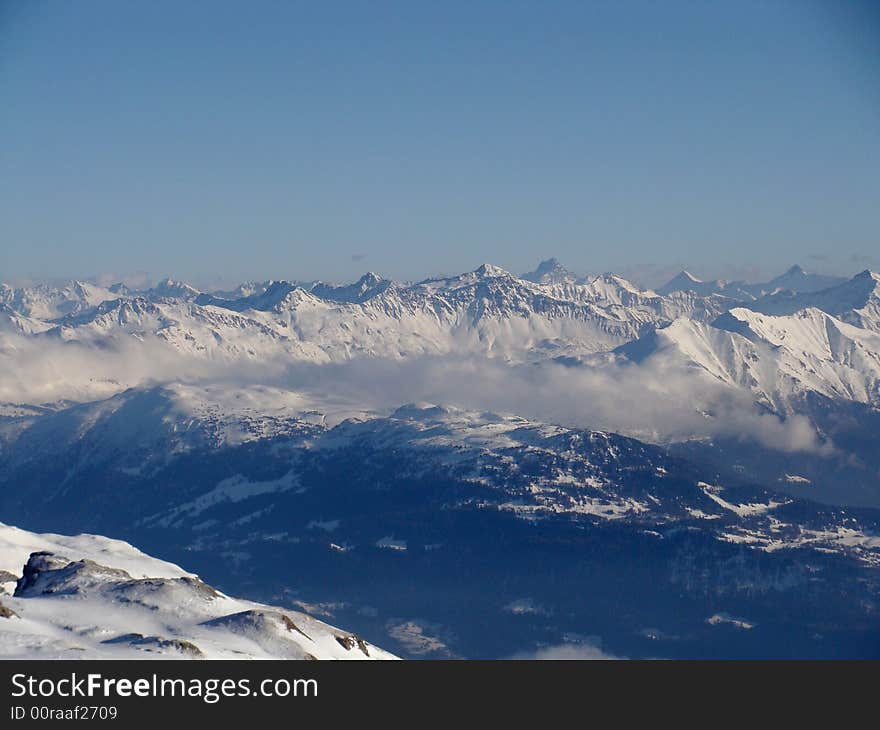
(0, 523, 396, 660)
(746, 270, 880, 333)
(617, 306, 880, 412)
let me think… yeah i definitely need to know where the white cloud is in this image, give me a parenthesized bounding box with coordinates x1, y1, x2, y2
(0, 333, 284, 404)
(0, 330, 832, 455)
(511, 640, 623, 660)
(276, 355, 834, 455)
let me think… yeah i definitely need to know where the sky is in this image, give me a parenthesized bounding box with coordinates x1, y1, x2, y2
(2, 0, 879, 287)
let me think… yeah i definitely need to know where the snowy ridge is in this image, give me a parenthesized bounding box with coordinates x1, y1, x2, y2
(1, 262, 878, 441)
(0, 263, 741, 397)
(6, 393, 879, 564)
(618, 307, 880, 411)
(745, 270, 880, 332)
(656, 270, 729, 298)
(655, 264, 848, 300)
(0, 523, 396, 660)
(0, 281, 118, 320)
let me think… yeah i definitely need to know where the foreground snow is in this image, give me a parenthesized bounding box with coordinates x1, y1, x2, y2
(0, 523, 396, 660)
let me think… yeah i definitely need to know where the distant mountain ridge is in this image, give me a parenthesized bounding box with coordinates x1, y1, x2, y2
(1, 261, 876, 415)
(654, 264, 848, 300)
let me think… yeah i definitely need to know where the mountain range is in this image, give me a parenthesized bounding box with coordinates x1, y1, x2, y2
(1, 261, 879, 658)
(2, 263, 878, 408)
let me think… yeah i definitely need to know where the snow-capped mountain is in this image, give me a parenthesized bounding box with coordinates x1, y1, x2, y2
(2, 262, 877, 450)
(206, 282, 265, 300)
(311, 272, 393, 303)
(759, 265, 847, 296)
(745, 270, 880, 333)
(0, 523, 395, 659)
(0, 281, 118, 320)
(1, 263, 876, 439)
(2, 264, 862, 373)
(5, 264, 732, 377)
(0, 305, 52, 336)
(656, 270, 730, 298)
(656, 265, 847, 301)
(145, 278, 202, 302)
(617, 307, 880, 412)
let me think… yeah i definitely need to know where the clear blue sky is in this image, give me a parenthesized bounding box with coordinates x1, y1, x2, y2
(2, 1, 879, 286)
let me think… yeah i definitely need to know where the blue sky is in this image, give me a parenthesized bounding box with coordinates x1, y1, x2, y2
(2, 1, 878, 287)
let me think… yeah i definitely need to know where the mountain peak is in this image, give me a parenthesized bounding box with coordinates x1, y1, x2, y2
(149, 278, 200, 299)
(358, 272, 383, 285)
(655, 270, 710, 295)
(662, 270, 703, 285)
(474, 263, 509, 278)
(536, 257, 561, 272)
(308, 272, 391, 304)
(521, 258, 577, 284)
(762, 265, 846, 294)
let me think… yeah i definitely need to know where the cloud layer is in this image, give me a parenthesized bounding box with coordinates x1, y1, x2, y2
(277, 355, 832, 454)
(0, 333, 831, 454)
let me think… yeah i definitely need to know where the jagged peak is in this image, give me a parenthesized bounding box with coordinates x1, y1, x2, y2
(357, 271, 384, 284)
(853, 269, 879, 283)
(655, 269, 718, 295)
(536, 257, 562, 270)
(674, 270, 702, 283)
(474, 263, 510, 278)
(521, 258, 578, 284)
(149, 278, 200, 297)
(309, 272, 392, 304)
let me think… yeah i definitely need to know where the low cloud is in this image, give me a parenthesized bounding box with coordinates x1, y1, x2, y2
(0, 332, 832, 455)
(276, 355, 833, 455)
(0, 333, 283, 405)
(511, 640, 622, 660)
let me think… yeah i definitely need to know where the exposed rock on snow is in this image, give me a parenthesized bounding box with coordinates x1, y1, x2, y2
(0, 523, 396, 660)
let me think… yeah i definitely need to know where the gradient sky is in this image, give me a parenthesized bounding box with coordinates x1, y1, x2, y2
(2, 0, 879, 287)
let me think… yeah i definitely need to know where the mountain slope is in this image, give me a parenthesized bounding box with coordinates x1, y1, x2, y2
(656, 270, 728, 297)
(758, 265, 846, 296)
(0, 266, 730, 398)
(1, 392, 879, 658)
(520, 258, 579, 284)
(745, 270, 880, 333)
(656, 265, 848, 300)
(3, 265, 870, 411)
(0, 281, 117, 320)
(0, 523, 395, 660)
(617, 307, 880, 412)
